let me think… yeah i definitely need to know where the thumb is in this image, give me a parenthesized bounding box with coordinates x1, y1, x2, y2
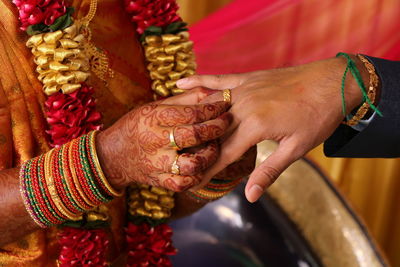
(176, 74, 244, 90)
(245, 140, 301, 203)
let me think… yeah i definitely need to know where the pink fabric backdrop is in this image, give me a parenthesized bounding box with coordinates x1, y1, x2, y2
(189, 0, 400, 74)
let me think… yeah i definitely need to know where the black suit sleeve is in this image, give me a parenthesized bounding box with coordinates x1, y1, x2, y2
(324, 56, 400, 158)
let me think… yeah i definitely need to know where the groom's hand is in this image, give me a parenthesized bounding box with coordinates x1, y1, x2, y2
(177, 57, 366, 202)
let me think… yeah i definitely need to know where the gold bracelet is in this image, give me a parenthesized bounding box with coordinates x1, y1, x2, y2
(44, 149, 81, 221)
(194, 189, 229, 200)
(344, 54, 379, 126)
(68, 140, 97, 208)
(89, 131, 123, 197)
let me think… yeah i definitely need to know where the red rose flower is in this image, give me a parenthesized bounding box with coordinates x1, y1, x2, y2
(124, 0, 181, 35)
(12, 0, 67, 30)
(45, 84, 102, 147)
(58, 227, 109, 267)
(126, 222, 177, 267)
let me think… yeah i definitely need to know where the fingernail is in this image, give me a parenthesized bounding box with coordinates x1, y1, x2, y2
(176, 78, 188, 88)
(246, 184, 263, 203)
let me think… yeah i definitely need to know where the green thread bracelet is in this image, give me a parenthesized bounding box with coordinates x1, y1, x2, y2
(336, 52, 382, 117)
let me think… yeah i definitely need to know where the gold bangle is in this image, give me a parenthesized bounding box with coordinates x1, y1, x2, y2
(344, 54, 379, 126)
(68, 139, 97, 208)
(194, 188, 229, 200)
(44, 149, 81, 221)
(89, 131, 123, 197)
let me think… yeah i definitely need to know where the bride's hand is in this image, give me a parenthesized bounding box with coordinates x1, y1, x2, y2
(96, 89, 231, 192)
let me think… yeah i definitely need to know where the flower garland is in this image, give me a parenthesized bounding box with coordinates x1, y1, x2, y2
(58, 226, 109, 266)
(14, 0, 111, 265)
(123, 0, 196, 265)
(125, 184, 177, 266)
(124, 0, 181, 35)
(13, 0, 67, 31)
(45, 84, 102, 147)
(126, 223, 176, 267)
(13, 0, 196, 265)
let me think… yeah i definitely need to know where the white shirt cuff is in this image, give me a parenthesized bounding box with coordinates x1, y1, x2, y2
(348, 112, 376, 132)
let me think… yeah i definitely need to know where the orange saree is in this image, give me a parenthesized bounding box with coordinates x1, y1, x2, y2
(0, 0, 153, 265)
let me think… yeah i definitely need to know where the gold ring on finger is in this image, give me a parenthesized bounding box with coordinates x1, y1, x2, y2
(171, 154, 180, 175)
(169, 127, 180, 151)
(223, 89, 232, 104)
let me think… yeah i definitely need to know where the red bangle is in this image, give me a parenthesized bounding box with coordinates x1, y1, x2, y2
(72, 138, 100, 206)
(61, 143, 91, 211)
(68, 140, 96, 208)
(34, 155, 64, 224)
(40, 152, 68, 222)
(52, 146, 79, 214)
(29, 156, 53, 224)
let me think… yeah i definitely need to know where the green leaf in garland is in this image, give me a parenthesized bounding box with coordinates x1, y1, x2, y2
(49, 7, 75, 32)
(140, 26, 162, 42)
(145, 26, 163, 35)
(26, 7, 75, 36)
(165, 21, 188, 34)
(26, 23, 48, 36)
(140, 21, 189, 42)
(60, 218, 110, 229)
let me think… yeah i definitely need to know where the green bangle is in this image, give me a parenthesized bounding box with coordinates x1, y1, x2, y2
(25, 159, 53, 226)
(78, 135, 111, 203)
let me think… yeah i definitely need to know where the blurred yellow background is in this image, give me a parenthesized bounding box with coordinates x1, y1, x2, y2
(176, 0, 400, 266)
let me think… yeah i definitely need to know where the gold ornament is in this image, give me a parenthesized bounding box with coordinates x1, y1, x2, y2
(26, 0, 114, 96)
(143, 31, 197, 97)
(128, 184, 175, 220)
(86, 205, 110, 222)
(26, 24, 91, 95)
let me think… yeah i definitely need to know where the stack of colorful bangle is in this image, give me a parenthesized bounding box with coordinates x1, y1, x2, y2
(186, 177, 243, 202)
(20, 130, 122, 228)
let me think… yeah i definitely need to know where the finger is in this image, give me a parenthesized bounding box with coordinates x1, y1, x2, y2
(177, 142, 219, 176)
(176, 74, 245, 90)
(191, 123, 257, 190)
(172, 113, 232, 149)
(154, 173, 201, 192)
(245, 140, 301, 203)
(199, 91, 223, 104)
(161, 87, 218, 105)
(197, 88, 240, 135)
(213, 145, 257, 180)
(157, 101, 230, 127)
(199, 88, 240, 106)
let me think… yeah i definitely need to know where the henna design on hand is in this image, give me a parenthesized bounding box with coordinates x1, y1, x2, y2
(178, 142, 219, 176)
(96, 100, 231, 192)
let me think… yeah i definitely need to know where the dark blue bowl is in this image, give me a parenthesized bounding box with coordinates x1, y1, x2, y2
(170, 183, 321, 267)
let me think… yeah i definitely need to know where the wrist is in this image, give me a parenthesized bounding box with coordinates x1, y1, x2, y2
(335, 54, 366, 115)
(96, 130, 127, 190)
(338, 54, 369, 115)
